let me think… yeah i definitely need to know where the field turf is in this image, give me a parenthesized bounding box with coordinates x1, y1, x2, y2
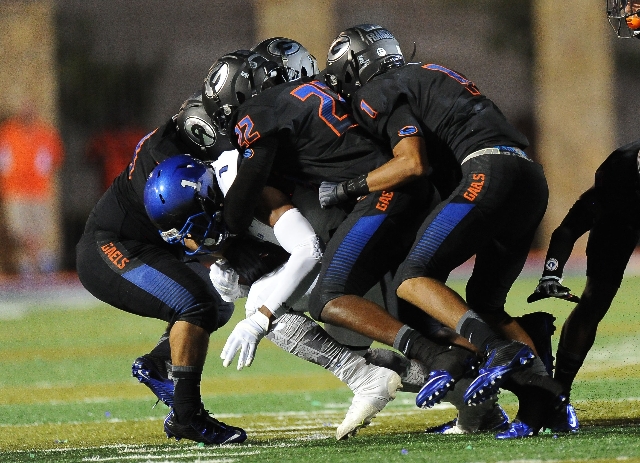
(1, 273, 640, 462)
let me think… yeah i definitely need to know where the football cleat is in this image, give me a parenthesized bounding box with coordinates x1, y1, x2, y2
(416, 370, 455, 409)
(495, 419, 540, 439)
(515, 311, 556, 376)
(548, 397, 579, 433)
(463, 341, 535, 406)
(132, 355, 174, 407)
(425, 404, 509, 434)
(336, 364, 402, 440)
(164, 407, 247, 445)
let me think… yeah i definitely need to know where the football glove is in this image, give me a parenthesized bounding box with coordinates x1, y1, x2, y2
(319, 181, 349, 209)
(527, 276, 580, 303)
(209, 259, 249, 302)
(220, 311, 270, 370)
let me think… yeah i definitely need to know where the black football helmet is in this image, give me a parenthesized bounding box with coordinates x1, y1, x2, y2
(607, 0, 640, 38)
(252, 37, 319, 81)
(174, 91, 234, 161)
(202, 50, 287, 135)
(324, 24, 404, 99)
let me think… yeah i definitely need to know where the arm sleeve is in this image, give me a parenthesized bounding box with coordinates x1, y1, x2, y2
(259, 207, 322, 316)
(542, 187, 597, 277)
(223, 137, 278, 233)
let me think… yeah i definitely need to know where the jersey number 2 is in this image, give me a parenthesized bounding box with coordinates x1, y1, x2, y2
(291, 82, 354, 136)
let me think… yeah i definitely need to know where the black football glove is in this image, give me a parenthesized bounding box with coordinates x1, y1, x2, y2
(319, 181, 349, 209)
(527, 275, 580, 303)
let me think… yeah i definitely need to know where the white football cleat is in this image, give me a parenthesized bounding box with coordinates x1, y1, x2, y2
(336, 364, 402, 440)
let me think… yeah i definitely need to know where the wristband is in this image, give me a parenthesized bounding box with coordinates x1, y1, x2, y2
(344, 174, 370, 197)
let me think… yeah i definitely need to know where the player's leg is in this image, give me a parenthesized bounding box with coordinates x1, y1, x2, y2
(394, 157, 539, 405)
(309, 185, 478, 408)
(76, 227, 245, 445)
(554, 218, 639, 396)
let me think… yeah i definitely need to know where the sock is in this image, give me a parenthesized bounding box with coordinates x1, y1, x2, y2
(266, 312, 373, 391)
(172, 365, 203, 424)
(554, 347, 585, 395)
(456, 311, 501, 350)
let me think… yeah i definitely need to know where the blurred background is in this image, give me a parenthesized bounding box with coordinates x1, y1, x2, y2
(0, 0, 638, 275)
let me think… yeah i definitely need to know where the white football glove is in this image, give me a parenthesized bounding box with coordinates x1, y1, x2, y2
(210, 259, 249, 302)
(220, 311, 270, 370)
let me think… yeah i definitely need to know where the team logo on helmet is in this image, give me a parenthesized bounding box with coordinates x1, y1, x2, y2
(267, 39, 301, 57)
(204, 62, 229, 99)
(376, 47, 387, 57)
(184, 116, 216, 148)
(327, 35, 350, 63)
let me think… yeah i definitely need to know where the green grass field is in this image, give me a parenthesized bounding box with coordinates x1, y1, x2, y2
(1, 274, 640, 462)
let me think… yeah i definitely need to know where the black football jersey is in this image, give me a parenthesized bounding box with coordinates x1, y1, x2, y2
(91, 120, 193, 246)
(351, 63, 530, 164)
(542, 138, 640, 277)
(594, 138, 640, 206)
(224, 78, 392, 233)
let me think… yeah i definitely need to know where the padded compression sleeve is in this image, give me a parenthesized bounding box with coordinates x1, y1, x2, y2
(260, 208, 322, 316)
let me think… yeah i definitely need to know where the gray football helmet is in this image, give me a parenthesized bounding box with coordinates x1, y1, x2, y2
(324, 24, 404, 99)
(252, 37, 319, 81)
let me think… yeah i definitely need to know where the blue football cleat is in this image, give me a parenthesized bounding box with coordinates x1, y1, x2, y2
(495, 419, 539, 439)
(463, 341, 535, 406)
(164, 407, 247, 445)
(416, 370, 455, 409)
(132, 355, 174, 407)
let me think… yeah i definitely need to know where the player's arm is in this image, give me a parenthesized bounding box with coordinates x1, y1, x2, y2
(221, 186, 323, 370)
(223, 136, 279, 233)
(319, 102, 430, 208)
(528, 187, 597, 303)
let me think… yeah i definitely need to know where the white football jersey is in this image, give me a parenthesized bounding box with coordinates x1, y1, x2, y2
(211, 150, 278, 245)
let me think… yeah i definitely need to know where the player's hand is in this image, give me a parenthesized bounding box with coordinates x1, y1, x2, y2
(220, 311, 270, 370)
(209, 259, 248, 302)
(527, 276, 580, 303)
(319, 181, 349, 208)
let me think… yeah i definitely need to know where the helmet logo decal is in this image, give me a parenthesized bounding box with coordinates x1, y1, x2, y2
(184, 116, 216, 148)
(376, 47, 387, 57)
(327, 35, 350, 63)
(267, 39, 301, 57)
(205, 62, 229, 98)
(364, 28, 395, 44)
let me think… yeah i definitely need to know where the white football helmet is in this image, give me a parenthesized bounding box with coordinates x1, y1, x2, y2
(607, 0, 640, 38)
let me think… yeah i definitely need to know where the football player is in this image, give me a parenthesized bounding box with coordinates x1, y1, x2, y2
(203, 47, 482, 415)
(321, 24, 574, 438)
(75, 91, 247, 445)
(528, 138, 640, 406)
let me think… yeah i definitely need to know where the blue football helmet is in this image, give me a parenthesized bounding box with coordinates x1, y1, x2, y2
(324, 24, 404, 99)
(144, 154, 228, 255)
(251, 37, 319, 81)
